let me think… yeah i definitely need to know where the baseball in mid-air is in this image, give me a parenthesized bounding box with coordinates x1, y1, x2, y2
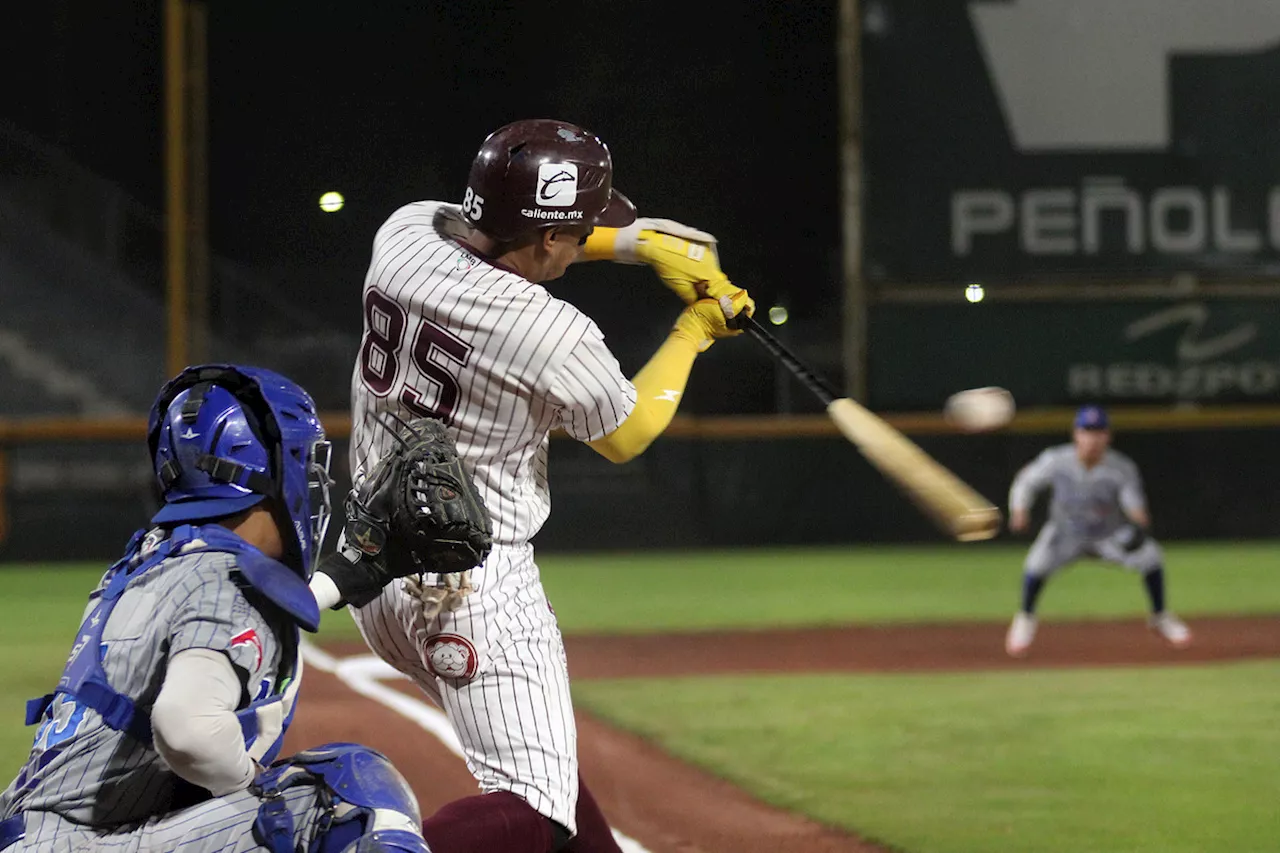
(944, 386, 1016, 432)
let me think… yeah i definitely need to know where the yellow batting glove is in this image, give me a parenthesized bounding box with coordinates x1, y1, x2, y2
(671, 291, 753, 352)
(582, 218, 716, 265)
(583, 218, 756, 322)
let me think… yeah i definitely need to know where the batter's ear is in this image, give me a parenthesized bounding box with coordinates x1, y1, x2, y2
(545, 227, 578, 249)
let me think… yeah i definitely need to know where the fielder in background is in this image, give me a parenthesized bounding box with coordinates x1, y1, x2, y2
(1004, 404, 1192, 657)
(0, 365, 431, 853)
(347, 118, 752, 853)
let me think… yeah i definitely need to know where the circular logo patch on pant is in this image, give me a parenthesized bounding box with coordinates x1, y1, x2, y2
(424, 633, 479, 681)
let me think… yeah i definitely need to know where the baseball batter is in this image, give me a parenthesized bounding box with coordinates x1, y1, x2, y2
(0, 365, 429, 853)
(1005, 404, 1192, 656)
(347, 119, 752, 852)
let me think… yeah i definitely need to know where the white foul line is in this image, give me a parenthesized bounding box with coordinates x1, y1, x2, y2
(301, 641, 651, 853)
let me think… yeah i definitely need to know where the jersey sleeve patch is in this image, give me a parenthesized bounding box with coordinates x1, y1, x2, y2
(229, 628, 265, 672)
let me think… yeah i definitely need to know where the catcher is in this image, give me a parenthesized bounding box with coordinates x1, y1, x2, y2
(0, 364, 487, 853)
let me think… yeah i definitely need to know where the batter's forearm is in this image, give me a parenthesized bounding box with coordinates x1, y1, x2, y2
(152, 649, 256, 796)
(579, 227, 622, 262)
(587, 330, 700, 463)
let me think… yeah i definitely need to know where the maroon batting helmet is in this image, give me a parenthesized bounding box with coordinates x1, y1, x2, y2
(461, 119, 636, 242)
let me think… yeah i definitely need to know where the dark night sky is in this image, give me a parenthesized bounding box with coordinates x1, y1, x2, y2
(2, 2, 840, 335)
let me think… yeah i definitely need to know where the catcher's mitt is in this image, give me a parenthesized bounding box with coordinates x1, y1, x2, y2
(348, 414, 493, 575)
(320, 414, 492, 610)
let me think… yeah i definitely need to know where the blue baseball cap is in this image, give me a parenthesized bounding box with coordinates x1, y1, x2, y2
(1074, 404, 1109, 431)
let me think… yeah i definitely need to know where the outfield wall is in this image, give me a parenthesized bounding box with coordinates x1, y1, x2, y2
(2, 415, 1278, 560)
(534, 427, 1280, 550)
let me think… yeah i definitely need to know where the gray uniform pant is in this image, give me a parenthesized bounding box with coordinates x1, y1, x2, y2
(5, 783, 326, 852)
(1024, 522, 1163, 579)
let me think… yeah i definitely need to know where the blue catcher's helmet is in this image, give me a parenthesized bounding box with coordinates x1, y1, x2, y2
(147, 364, 333, 578)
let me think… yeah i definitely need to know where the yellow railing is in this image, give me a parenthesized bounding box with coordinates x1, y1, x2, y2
(5, 405, 1280, 546)
(5, 405, 1280, 446)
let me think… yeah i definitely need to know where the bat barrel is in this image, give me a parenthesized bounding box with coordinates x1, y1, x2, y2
(826, 398, 1004, 543)
(951, 507, 1003, 542)
(740, 313, 1002, 543)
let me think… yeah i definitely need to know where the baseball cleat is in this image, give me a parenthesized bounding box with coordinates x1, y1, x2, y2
(1005, 612, 1038, 657)
(1149, 612, 1192, 648)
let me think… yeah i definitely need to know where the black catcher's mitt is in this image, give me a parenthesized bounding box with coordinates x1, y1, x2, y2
(348, 415, 493, 574)
(320, 415, 492, 609)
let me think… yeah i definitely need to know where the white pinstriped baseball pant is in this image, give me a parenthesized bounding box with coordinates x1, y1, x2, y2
(351, 544, 580, 834)
(1024, 522, 1164, 578)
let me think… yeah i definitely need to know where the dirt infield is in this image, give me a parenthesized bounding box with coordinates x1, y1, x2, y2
(285, 615, 1278, 853)
(561, 614, 1280, 677)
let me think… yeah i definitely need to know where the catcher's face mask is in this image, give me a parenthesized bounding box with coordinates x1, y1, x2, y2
(308, 438, 334, 568)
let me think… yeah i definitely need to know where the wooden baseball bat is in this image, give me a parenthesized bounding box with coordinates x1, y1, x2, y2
(742, 316, 1002, 542)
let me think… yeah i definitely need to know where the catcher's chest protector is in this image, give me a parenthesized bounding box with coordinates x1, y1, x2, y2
(24, 525, 305, 766)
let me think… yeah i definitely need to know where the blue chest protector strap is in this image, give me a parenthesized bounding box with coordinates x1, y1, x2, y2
(24, 529, 171, 741)
(0, 814, 25, 852)
(25, 524, 314, 766)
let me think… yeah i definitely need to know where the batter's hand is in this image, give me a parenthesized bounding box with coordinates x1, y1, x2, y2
(1008, 509, 1029, 533)
(672, 292, 752, 352)
(583, 218, 756, 324)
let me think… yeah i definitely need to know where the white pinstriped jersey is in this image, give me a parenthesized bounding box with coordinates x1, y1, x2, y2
(349, 201, 637, 545)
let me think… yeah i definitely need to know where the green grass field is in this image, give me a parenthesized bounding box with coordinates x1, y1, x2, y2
(7, 542, 1279, 640)
(575, 663, 1280, 853)
(532, 541, 1280, 632)
(1, 542, 1277, 852)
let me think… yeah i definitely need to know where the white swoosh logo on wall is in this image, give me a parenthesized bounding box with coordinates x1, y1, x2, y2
(1124, 302, 1257, 362)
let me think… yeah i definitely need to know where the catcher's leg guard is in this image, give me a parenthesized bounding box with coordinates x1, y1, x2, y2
(253, 742, 430, 853)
